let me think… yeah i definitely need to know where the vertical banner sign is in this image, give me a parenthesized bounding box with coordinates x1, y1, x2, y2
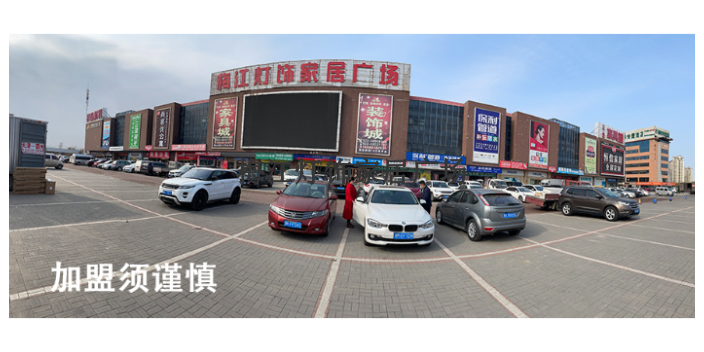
(129, 114, 141, 149)
(155, 108, 170, 149)
(356, 93, 393, 156)
(528, 120, 549, 169)
(212, 98, 237, 149)
(600, 141, 625, 176)
(102, 120, 111, 149)
(472, 108, 500, 164)
(585, 137, 597, 174)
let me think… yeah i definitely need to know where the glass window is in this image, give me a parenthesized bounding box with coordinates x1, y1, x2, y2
(572, 189, 587, 197)
(447, 192, 462, 203)
(406, 99, 464, 156)
(482, 194, 521, 206)
(585, 190, 599, 198)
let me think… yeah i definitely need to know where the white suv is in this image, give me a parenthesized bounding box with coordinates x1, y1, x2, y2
(426, 181, 454, 200)
(158, 168, 242, 211)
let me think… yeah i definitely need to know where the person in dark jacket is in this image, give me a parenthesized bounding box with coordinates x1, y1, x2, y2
(419, 180, 432, 213)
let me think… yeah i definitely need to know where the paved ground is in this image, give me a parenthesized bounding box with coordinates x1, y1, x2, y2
(9, 165, 695, 318)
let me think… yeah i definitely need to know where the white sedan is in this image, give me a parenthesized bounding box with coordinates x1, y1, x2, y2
(504, 186, 534, 202)
(353, 186, 434, 247)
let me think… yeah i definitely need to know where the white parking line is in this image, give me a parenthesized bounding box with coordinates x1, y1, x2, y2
(643, 218, 695, 225)
(435, 239, 529, 318)
(599, 233, 694, 251)
(9, 214, 181, 232)
(313, 228, 349, 318)
(10, 199, 159, 207)
(628, 224, 695, 234)
(518, 236, 695, 288)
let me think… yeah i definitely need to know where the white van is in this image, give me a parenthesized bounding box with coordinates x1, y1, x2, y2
(655, 187, 674, 196)
(69, 154, 93, 166)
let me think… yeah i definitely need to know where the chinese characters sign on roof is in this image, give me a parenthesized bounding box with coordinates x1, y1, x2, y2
(356, 94, 393, 156)
(624, 126, 671, 142)
(212, 98, 237, 149)
(155, 108, 171, 149)
(210, 60, 411, 95)
(86, 108, 108, 123)
(594, 122, 624, 144)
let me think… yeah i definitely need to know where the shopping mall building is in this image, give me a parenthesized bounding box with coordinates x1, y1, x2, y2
(84, 59, 627, 186)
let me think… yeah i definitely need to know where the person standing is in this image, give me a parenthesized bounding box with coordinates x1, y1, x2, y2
(343, 176, 357, 228)
(419, 180, 432, 213)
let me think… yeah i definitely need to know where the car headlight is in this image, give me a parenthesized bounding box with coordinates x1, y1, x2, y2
(310, 209, 328, 218)
(618, 201, 631, 206)
(179, 185, 195, 189)
(367, 218, 385, 228)
(270, 205, 281, 214)
(419, 220, 434, 229)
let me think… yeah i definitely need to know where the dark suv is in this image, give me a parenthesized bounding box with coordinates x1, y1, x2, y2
(558, 186, 640, 221)
(140, 161, 167, 176)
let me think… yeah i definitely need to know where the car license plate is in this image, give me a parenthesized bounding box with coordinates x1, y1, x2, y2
(634, 209, 639, 214)
(393, 232, 414, 240)
(284, 220, 302, 229)
(162, 190, 172, 196)
(337, 187, 344, 190)
(503, 212, 517, 218)
(443, 195, 449, 199)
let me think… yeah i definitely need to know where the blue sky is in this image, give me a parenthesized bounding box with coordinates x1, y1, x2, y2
(9, 34, 694, 179)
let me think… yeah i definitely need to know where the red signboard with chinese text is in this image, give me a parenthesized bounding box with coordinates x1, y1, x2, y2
(154, 108, 171, 149)
(86, 108, 103, 123)
(548, 166, 557, 172)
(355, 93, 393, 156)
(171, 144, 207, 151)
(21, 142, 45, 155)
(148, 151, 170, 159)
(499, 160, 527, 170)
(175, 152, 197, 161)
(212, 98, 237, 149)
(144, 145, 153, 151)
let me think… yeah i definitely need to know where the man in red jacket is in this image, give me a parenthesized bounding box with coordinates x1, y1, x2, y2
(343, 176, 357, 228)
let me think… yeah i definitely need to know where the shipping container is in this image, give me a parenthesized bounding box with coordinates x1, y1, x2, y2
(9, 114, 48, 191)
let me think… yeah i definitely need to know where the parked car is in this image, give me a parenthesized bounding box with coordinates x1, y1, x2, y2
(123, 163, 137, 173)
(330, 176, 349, 198)
(558, 186, 639, 222)
(314, 174, 329, 181)
(168, 163, 196, 178)
(71, 154, 94, 166)
(362, 178, 386, 193)
(106, 160, 131, 171)
(485, 179, 509, 190)
(402, 181, 421, 198)
(426, 180, 454, 200)
(624, 187, 643, 197)
(283, 169, 312, 182)
(140, 161, 167, 176)
(92, 159, 107, 168)
(436, 189, 525, 242)
(44, 154, 64, 169)
(447, 182, 462, 192)
(609, 187, 635, 198)
(506, 181, 524, 187)
(352, 186, 434, 246)
(504, 186, 534, 203)
(639, 188, 650, 196)
(158, 168, 241, 211)
(655, 186, 674, 196)
(242, 172, 273, 188)
(268, 181, 338, 236)
(100, 160, 117, 169)
(60, 155, 70, 163)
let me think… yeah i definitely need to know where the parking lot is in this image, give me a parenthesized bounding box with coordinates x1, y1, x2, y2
(9, 164, 695, 318)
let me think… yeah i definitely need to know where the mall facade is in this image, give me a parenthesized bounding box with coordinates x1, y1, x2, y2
(84, 59, 626, 186)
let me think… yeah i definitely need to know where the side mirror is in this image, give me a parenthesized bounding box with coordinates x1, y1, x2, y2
(331, 195, 338, 200)
(420, 199, 427, 205)
(596, 194, 603, 199)
(276, 190, 281, 195)
(356, 196, 364, 202)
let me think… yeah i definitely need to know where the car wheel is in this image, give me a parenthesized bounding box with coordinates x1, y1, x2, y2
(267, 182, 272, 188)
(466, 219, 482, 242)
(520, 196, 524, 203)
(321, 216, 331, 237)
(508, 229, 521, 236)
(229, 187, 241, 204)
(190, 191, 208, 211)
(435, 209, 444, 225)
(118, 167, 123, 171)
(604, 206, 619, 222)
(561, 202, 573, 216)
(55, 164, 63, 170)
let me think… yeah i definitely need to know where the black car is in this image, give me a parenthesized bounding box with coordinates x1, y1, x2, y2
(140, 161, 167, 176)
(625, 187, 643, 197)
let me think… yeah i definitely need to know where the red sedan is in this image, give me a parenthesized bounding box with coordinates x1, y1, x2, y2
(268, 181, 338, 236)
(403, 181, 422, 198)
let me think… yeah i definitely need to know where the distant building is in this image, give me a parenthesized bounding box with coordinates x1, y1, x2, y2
(624, 126, 672, 185)
(669, 155, 685, 183)
(684, 167, 693, 183)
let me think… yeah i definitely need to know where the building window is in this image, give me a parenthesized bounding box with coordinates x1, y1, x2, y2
(626, 178, 639, 182)
(550, 118, 580, 170)
(661, 156, 668, 161)
(661, 163, 668, 169)
(638, 177, 649, 182)
(406, 99, 464, 156)
(505, 115, 512, 160)
(626, 163, 649, 167)
(113, 116, 125, 146)
(626, 149, 639, 154)
(626, 170, 649, 175)
(626, 156, 649, 161)
(626, 140, 650, 153)
(662, 171, 668, 176)
(178, 102, 209, 145)
(661, 148, 668, 155)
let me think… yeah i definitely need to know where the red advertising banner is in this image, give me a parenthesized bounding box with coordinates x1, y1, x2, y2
(499, 160, 527, 170)
(212, 97, 237, 149)
(172, 144, 207, 151)
(529, 120, 549, 169)
(548, 166, 557, 172)
(148, 151, 170, 159)
(144, 145, 153, 151)
(86, 108, 103, 123)
(195, 152, 221, 156)
(356, 93, 393, 156)
(21, 142, 45, 155)
(175, 152, 197, 161)
(155, 108, 171, 149)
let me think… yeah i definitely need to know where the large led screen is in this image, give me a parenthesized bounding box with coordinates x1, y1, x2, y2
(241, 91, 342, 151)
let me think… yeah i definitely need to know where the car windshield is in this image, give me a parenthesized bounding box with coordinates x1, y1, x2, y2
(518, 187, 530, 192)
(282, 182, 327, 198)
(178, 164, 192, 170)
(470, 185, 483, 189)
(599, 189, 620, 198)
(285, 170, 299, 176)
(403, 182, 419, 188)
(532, 186, 544, 191)
(448, 182, 459, 187)
(482, 194, 522, 206)
(432, 182, 449, 188)
(180, 168, 213, 180)
(370, 190, 418, 205)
